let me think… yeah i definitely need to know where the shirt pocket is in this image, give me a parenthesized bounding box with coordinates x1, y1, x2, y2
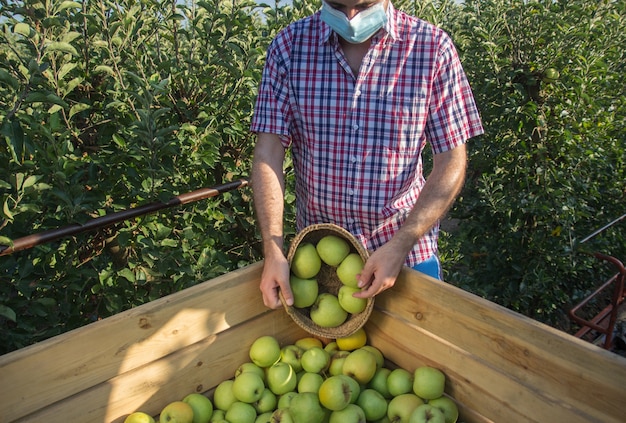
(379, 90, 428, 154)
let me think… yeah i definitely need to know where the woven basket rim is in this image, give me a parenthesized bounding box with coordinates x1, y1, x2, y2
(281, 223, 373, 339)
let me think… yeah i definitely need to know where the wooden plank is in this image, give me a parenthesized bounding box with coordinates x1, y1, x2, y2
(16, 311, 308, 423)
(372, 268, 626, 422)
(3, 261, 625, 423)
(0, 262, 269, 422)
(366, 310, 612, 423)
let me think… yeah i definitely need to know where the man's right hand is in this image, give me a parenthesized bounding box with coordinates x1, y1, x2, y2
(260, 254, 293, 309)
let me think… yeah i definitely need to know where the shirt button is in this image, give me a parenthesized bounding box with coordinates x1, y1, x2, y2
(355, 89, 361, 97)
(352, 124, 359, 131)
(350, 155, 357, 163)
(347, 189, 354, 195)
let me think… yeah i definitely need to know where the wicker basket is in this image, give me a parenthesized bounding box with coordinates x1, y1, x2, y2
(281, 223, 373, 339)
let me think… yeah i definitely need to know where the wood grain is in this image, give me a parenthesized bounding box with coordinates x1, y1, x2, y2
(2, 262, 625, 423)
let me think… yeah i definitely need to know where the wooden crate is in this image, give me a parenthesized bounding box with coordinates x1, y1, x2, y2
(1, 262, 625, 422)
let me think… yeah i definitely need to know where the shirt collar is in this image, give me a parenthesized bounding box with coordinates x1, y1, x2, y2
(319, 1, 399, 45)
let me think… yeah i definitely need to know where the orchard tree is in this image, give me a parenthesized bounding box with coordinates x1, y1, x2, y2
(445, 0, 626, 328)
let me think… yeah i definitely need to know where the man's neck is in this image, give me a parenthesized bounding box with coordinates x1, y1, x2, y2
(339, 37, 372, 76)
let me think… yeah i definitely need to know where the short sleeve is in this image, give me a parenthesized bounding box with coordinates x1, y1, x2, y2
(425, 32, 483, 154)
(250, 31, 294, 149)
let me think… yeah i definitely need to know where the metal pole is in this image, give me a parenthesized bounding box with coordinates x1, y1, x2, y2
(0, 178, 249, 256)
(580, 213, 626, 244)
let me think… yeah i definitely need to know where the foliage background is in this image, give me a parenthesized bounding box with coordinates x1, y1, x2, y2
(1, 0, 624, 354)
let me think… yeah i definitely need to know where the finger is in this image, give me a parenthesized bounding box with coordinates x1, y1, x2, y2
(353, 277, 381, 298)
(265, 292, 283, 309)
(279, 282, 294, 306)
(353, 286, 375, 298)
(357, 266, 375, 289)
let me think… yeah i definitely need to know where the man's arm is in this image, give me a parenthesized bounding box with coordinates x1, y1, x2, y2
(354, 144, 468, 297)
(251, 132, 293, 308)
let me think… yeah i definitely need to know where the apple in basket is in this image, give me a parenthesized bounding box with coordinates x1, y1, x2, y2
(310, 293, 348, 327)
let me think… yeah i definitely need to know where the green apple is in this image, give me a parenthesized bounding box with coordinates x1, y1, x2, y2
(413, 367, 446, 400)
(253, 388, 277, 414)
(328, 403, 366, 423)
(339, 374, 361, 404)
(300, 346, 330, 373)
(318, 375, 354, 411)
(408, 404, 445, 423)
(208, 409, 226, 423)
(342, 348, 377, 384)
(291, 243, 322, 279)
(294, 337, 323, 350)
(255, 412, 273, 423)
(338, 285, 367, 314)
(360, 345, 384, 369)
(328, 350, 350, 376)
(160, 401, 194, 423)
(297, 371, 324, 393)
(310, 293, 348, 327)
(270, 408, 294, 423)
(542, 67, 560, 83)
(387, 394, 424, 423)
(290, 275, 319, 308)
(236, 362, 266, 382)
(336, 253, 364, 287)
(249, 335, 281, 368)
(233, 371, 265, 403)
(183, 393, 214, 423)
(356, 388, 388, 421)
(324, 341, 339, 354)
(225, 401, 256, 423)
(387, 393, 424, 423)
(280, 344, 304, 373)
(316, 235, 351, 266)
(367, 367, 392, 399)
(124, 412, 155, 423)
(288, 392, 326, 423)
(266, 362, 298, 395)
(213, 379, 237, 411)
(387, 368, 414, 397)
(427, 396, 459, 423)
(277, 391, 298, 409)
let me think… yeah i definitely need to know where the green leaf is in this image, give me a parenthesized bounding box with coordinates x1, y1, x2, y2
(0, 119, 24, 163)
(0, 68, 19, 90)
(14, 173, 24, 190)
(160, 238, 178, 247)
(61, 31, 82, 44)
(2, 199, 13, 220)
(89, 40, 106, 51)
(58, 63, 77, 80)
(48, 104, 63, 114)
(57, 1, 82, 12)
(63, 77, 83, 96)
(45, 42, 79, 56)
(0, 305, 17, 322)
(13, 22, 33, 37)
(36, 298, 57, 307)
(22, 175, 39, 189)
(69, 102, 91, 119)
(118, 268, 136, 282)
(112, 133, 126, 147)
(93, 65, 115, 76)
(24, 92, 50, 103)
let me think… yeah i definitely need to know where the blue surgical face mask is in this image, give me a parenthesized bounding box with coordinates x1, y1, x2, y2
(321, 1, 388, 44)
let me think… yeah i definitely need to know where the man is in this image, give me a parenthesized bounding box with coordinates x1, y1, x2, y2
(251, 0, 483, 309)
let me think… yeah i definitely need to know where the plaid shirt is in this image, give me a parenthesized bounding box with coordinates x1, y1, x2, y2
(251, 3, 483, 266)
